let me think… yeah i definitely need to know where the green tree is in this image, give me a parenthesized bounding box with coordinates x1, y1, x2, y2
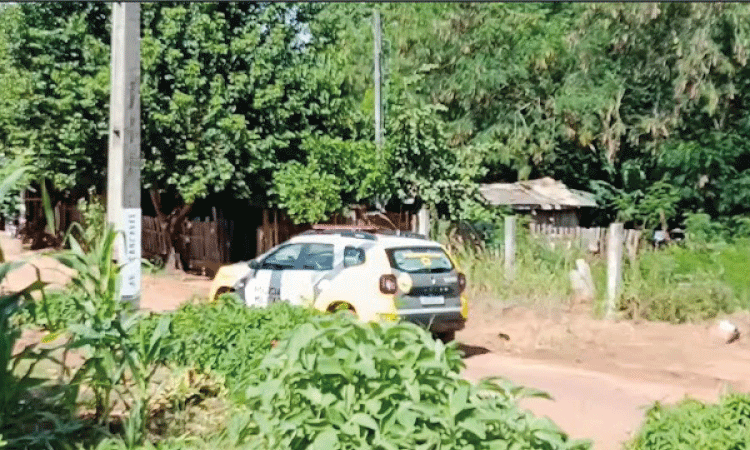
(4, 3, 111, 196)
(273, 137, 390, 224)
(139, 3, 366, 259)
(386, 100, 487, 221)
(567, 4, 750, 225)
(2, 3, 367, 256)
(0, 6, 32, 220)
(350, 3, 750, 227)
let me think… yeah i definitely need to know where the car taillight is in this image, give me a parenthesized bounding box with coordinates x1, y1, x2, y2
(379, 274, 397, 294)
(458, 273, 466, 293)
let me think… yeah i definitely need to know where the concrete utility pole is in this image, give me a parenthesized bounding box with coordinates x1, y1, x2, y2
(107, 2, 141, 308)
(373, 9, 384, 149)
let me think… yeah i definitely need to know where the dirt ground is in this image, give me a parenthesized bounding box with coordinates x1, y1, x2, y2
(4, 232, 750, 449)
(1, 233, 213, 311)
(459, 298, 750, 449)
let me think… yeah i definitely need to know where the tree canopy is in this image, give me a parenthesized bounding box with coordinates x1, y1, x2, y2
(331, 3, 750, 227)
(2, 3, 750, 229)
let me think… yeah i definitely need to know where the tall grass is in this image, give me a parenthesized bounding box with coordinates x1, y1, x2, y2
(439, 220, 750, 323)
(619, 240, 750, 323)
(442, 227, 600, 311)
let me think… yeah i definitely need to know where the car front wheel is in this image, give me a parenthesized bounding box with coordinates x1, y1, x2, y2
(434, 330, 455, 343)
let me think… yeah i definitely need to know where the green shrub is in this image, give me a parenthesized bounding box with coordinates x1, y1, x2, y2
(235, 316, 591, 450)
(76, 191, 106, 251)
(684, 213, 728, 244)
(620, 277, 734, 323)
(619, 243, 747, 323)
(144, 298, 323, 387)
(627, 394, 750, 450)
(1, 239, 91, 450)
(14, 290, 81, 332)
(147, 367, 230, 441)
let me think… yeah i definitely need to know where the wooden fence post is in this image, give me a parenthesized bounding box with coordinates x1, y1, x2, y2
(504, 215, 516, 279)
(605, 222, 624, 320)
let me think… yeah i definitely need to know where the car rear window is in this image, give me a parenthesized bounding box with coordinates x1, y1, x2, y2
(386, 247, 454, 273)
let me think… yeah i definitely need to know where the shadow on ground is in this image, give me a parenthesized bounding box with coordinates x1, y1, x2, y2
(458, 343, 491, 359)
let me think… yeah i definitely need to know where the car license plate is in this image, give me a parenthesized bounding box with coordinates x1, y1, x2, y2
(419, 295, 445, 306)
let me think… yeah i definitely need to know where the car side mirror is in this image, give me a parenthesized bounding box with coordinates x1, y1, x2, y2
(248, 260, 260, 270)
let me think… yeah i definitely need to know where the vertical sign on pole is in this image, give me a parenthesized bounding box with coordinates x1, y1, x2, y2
(108, 2, 141, 308)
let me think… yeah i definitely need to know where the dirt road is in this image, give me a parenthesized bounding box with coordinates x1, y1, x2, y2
(1, 233, 212, 310)
(458, 301, 750, 449)
(4, 232, 750, 449)
(463, 353, 715, 449)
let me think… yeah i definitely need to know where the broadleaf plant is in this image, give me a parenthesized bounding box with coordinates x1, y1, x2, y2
(236, 316, 591, 450)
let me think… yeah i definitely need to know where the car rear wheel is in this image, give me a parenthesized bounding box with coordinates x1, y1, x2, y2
(435, 330, 455, 343)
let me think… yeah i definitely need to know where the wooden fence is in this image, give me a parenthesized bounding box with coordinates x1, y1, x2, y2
(530, 224, 644, 260)
(181, 219, 231, 271)
(141, 216, 170, 257)
(20, 193, 416, 272)
(142, 208, 417, 272)
(256, 209, 314, 257)
(24, 198, 84, 235)
(142, 216, 231, 274)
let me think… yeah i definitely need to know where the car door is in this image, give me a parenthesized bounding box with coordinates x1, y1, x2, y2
(282, 243, 337, 306)
(243, 243, 304, 307)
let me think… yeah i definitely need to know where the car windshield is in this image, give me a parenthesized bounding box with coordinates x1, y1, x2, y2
(386, 247, 454, 273)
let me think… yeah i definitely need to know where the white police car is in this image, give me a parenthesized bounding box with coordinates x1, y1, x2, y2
(209, 228, 469, 340)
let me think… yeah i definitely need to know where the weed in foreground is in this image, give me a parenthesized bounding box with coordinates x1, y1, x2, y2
(233, 316, 592, 450)
(627, 393, 750, 450)
(141, 297, 323, 388)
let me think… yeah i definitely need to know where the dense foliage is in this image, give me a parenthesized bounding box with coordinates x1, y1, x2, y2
(140, 3, 365, 208)
(330, 3, 750, 227)
(235, 317, 590, 450)
(143, 298, 322, 386)
(0, 3, 367, 225)
(628, 394, 750, 450)
(0, 4, 110, 195)
(619, 239, 750, 323)
(3, 3, 750, 227)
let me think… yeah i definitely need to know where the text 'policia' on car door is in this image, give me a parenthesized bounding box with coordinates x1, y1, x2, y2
(244, 242, 334, 307)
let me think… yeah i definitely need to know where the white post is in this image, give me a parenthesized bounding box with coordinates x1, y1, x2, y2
(417, 206, 430, 237)
(605, 222, 624, 320)
(504, 216, 516, 279)
(108, 3, 141, 308)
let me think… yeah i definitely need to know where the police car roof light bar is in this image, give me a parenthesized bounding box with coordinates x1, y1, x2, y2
(301, 228, 378, 241)
(375, 230, 429, 240)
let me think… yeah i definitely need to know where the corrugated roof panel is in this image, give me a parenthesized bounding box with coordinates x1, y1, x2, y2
(479, 178, 597, 208)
